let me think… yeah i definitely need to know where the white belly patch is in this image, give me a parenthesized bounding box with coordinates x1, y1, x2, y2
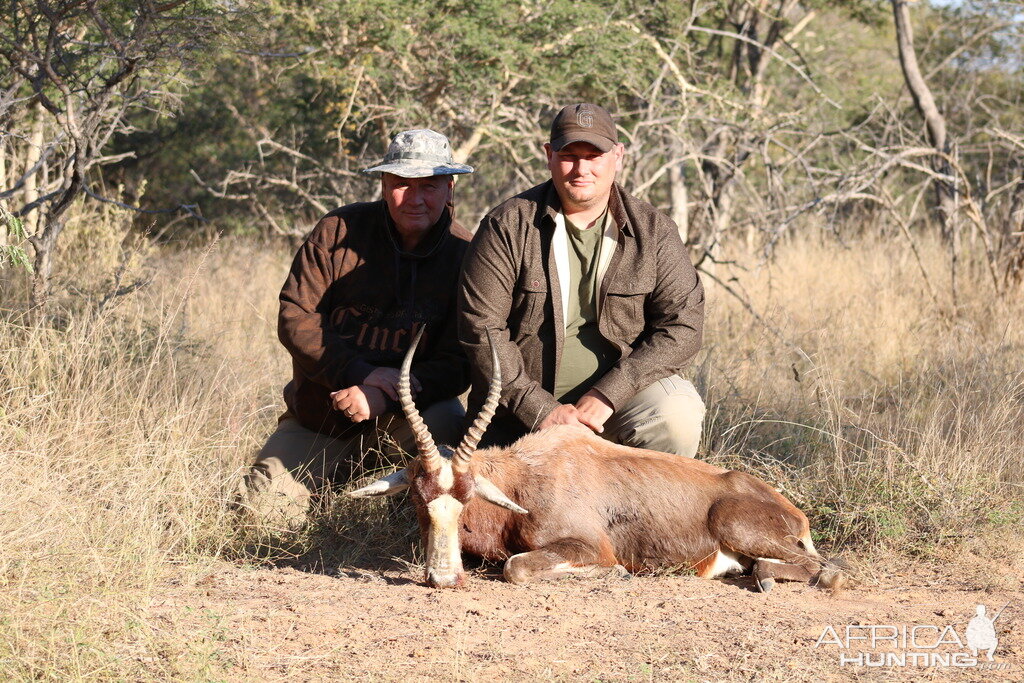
(706, 550, 745, 578)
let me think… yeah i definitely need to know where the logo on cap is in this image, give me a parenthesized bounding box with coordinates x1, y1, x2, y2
(577, 107, 594, 128)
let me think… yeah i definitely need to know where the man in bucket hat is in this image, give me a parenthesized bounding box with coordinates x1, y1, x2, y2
(459, 104, 706, 455)
(240, 129, 474, 528)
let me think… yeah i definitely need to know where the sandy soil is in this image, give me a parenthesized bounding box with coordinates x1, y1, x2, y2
(146, 554, 1022, 681)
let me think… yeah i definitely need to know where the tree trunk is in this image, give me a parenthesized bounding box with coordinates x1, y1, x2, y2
(23, 102, 47, 237)
(0, 136, 6, 250)
(891, 0, 957, 245)
(29, 225, 56, 320)
(28, 150, 83, 320)
(668, 156, 688, 244)
(1006, 175, 1024, 285)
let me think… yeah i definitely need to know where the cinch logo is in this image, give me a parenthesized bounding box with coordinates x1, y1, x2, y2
(330, 305, 431, 354)
(814, 604, 1012, 670)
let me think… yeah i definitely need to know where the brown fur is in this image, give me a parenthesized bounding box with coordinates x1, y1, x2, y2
(419, 425, 843, 588)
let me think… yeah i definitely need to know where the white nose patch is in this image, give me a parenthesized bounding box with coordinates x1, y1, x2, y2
(426, 494, 464, 578)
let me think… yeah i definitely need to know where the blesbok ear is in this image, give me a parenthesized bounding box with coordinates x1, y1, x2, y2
(474, 475, 529, 515)
(348, 469, 410, 498)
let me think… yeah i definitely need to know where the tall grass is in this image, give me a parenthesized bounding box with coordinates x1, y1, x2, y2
(0, 234, 288, 677)
(1, 221, 1022, 676)
(705, 237, 1024, 553)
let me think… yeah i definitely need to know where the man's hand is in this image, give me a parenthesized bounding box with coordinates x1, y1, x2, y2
(363, 366, 421, 401)
(331, 385, 388, 422)
(537, 403, 587, 431)
(575, 389, 614, 434)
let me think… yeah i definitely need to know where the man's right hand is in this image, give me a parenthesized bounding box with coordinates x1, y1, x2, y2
(363, 366, 421, 401)
(331, 385, 389, 422)
(537, 403, 588, 431)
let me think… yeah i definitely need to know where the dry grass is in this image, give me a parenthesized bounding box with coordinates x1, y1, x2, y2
(0, 234, 286, 677)
(1, 220, 1022, 677)
(704, 236, 1024, 555)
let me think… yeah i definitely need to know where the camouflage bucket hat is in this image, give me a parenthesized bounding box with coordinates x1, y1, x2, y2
(362, 129, 474, 178)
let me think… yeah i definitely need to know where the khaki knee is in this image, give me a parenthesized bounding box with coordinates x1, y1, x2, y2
(238, 415, 358, 528)
(609, 376, 705, 457)
(237, 463, 313, 531)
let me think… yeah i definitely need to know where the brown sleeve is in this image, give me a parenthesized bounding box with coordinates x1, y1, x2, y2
(277, 217, 368, 391)
(592, 217, 704, 409)
(458, 216, 561, 429)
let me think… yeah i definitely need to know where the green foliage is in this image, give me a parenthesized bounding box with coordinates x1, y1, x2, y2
(87, 0, 1024, 242)
(986, 501, 1024, 527)
(0, 206, 32, 273)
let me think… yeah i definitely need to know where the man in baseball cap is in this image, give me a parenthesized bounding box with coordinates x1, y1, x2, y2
(459, 104, 706, 456)
(240, 129, 475, 528)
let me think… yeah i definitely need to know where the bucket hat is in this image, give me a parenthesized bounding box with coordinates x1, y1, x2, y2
(362, 129, 474, 178)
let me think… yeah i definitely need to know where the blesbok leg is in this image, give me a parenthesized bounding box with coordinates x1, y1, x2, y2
(751, 559, 816, 593)
(503, 538, 617, 585)
(708, 496, 828, 591)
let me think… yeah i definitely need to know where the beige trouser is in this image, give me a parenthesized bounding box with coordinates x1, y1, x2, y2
(601, 374, 705, 457)
(239, 398, 464, 529)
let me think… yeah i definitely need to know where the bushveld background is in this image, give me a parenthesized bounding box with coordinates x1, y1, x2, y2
(2, 0, 1023, 679)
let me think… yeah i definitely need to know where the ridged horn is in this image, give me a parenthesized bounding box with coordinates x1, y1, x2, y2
(452, 328, 500, 473)
(400, 325, 442, 473)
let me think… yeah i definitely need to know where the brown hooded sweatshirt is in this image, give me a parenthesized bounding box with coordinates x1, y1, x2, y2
(278, 200, 472, 438)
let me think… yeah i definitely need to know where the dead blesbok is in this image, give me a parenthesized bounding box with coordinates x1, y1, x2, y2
(350, 329, 848, 592)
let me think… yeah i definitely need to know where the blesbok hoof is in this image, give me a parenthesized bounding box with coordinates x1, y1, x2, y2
(502, 555, 533, 585)
(609, 564, 632, 580)
(814, 564, 852, 591)
(756, 577, 775, 594)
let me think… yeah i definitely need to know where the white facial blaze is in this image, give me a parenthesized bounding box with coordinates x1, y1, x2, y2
(425, 461, 463, 586)
(437, 461, 454, 490)
(426, 495, 464, 585)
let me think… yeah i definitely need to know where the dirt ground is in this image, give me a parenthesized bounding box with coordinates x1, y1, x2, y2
(147, 551, 1022, 681)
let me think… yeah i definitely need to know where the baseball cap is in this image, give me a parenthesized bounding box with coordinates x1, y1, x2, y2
(549, 103, 617, 153)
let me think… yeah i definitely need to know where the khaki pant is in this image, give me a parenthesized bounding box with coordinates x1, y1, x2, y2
(479, 374, 705, 457)
(239, 398, 464, 529)
(601, 374, 705, 457)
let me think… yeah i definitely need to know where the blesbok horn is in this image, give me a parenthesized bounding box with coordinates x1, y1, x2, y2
(452, 329, 501, 473)
(473, 474, 528, 514)
(347, 469, 409, 498)
(399, 326, 443, 473)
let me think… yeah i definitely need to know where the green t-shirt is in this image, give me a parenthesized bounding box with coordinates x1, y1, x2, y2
(554, 211, 619, 404)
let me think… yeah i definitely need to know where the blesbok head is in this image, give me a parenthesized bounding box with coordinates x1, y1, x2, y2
(348, 328, 527, 588)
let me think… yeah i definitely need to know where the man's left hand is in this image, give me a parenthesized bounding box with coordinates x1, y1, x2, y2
(575, 389, 614, 434)
(364, 366, 421, 401)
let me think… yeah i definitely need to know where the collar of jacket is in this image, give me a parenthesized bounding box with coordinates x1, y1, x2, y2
(380, 200, 454, 261)
(537, 180, 635, 237)
(536, 180, 632, 333)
